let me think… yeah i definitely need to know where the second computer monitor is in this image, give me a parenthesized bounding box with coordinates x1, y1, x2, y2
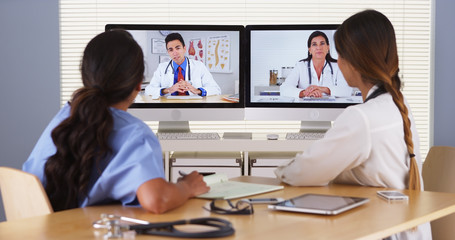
(245, 24, 362, 125)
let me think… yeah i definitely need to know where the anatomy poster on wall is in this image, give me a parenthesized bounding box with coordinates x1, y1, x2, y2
(187, 38, 205, 64)
(206, 35, 230, 73)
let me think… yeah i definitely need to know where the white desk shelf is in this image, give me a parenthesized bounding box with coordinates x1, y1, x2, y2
(160, 138, 313, 180)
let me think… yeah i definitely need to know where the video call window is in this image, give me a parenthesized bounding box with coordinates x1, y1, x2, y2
(106, 24, 244, 107)
(247, 25, 362, 106)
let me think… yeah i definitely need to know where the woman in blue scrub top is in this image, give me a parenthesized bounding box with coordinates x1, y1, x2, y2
(23, 30, 209, 213)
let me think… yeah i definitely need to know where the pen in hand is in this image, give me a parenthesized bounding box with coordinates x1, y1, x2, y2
(179, 171, 215, 179)
(179, 170, 188, 177)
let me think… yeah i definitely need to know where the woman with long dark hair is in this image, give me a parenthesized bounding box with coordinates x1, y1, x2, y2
(23, 30, 209, 213)
(275, 10, 431, 239)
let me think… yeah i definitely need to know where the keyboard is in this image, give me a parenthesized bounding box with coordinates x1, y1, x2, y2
(166, 95, 203, 100)
(285, 132, 325, 140)
(302, 96, 336, 102)
(157, 132, 221, 140)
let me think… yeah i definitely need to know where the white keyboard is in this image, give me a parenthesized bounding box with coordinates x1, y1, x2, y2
(157, 132, 220, 140)
(301, 96, 336, 102)
(285, 132, 325, 140)
(166, 95, 203, 100)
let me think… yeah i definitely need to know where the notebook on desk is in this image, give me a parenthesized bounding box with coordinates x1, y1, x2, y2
(197, 174, 284, 199)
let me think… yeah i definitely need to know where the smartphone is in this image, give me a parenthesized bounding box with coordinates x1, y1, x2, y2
(242, 198, 285, 204)
(377, 191, 409, 201)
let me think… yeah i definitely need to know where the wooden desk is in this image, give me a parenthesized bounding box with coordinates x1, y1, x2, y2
(2, 176, 455, 239)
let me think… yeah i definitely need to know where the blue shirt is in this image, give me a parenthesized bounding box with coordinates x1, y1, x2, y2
(171, 58, 188, 96)
(23, 103, 164, 207)
(173, 58, 187, 84)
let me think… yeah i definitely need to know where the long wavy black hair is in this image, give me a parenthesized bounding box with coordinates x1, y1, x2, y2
(44, 30, 144, 211)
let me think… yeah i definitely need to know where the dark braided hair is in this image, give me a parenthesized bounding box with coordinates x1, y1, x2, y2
(334, 9, 421, 190)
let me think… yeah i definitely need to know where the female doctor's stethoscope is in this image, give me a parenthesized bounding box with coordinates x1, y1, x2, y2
(303, 59, 336, 86)
(164, 57, 192, 81)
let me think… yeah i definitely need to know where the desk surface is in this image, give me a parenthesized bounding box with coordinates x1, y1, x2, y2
(2, 176, 455, 240)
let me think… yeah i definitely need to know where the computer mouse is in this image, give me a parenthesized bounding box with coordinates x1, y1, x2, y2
(267, 134, 279, 140)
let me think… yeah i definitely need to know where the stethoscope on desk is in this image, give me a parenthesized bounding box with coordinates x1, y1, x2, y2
(164, 57, 191, 81)
(304, 59, 335, 85)
(92, 213, 234, 239)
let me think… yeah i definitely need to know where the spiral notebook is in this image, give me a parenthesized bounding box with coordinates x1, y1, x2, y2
(197, 174, 284, 199)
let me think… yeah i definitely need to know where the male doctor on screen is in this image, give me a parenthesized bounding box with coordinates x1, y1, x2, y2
(144, 33, 221, 98)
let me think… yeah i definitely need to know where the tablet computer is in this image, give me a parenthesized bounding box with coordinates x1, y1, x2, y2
(268, 193, 369, 215)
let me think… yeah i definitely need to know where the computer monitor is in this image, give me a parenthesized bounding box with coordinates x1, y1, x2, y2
(105, 24, 245, 132)
(244, 24, 362, 131)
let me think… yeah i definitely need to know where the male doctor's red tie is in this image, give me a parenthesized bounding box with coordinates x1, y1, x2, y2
(177, 66, 186, 95)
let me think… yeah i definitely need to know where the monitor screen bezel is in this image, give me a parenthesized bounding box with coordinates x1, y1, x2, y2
(245, 24, 356, 109)
(105, 24, 245, 110)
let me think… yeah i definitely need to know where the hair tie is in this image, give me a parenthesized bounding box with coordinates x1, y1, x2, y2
(410, 153, 415, 158)
(93, 85, 105, 93)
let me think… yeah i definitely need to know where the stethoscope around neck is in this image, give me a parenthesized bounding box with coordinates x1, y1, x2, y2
(306, 59, 334, 85)
(164, 57, 191, 81)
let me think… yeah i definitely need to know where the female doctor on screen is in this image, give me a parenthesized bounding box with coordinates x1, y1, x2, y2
(280, 31, 352, 98)
(275, 10, 431, 239)
(23, 30, 209, 213)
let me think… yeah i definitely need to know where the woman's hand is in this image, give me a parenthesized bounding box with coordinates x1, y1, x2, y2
(137, 171, 209, 214)
(300, 85, 331, 98)
(178, 171, 210, 197)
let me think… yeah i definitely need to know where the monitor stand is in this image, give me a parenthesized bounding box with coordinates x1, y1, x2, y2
(157, 121, 191, 133)
(298, 121, 332, 133)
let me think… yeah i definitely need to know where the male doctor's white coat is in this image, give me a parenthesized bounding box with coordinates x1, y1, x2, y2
(144, 58, 221, 98)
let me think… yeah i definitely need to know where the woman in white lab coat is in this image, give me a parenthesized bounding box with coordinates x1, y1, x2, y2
(280, 31, 352, 98)
(275, 10, 431, 239)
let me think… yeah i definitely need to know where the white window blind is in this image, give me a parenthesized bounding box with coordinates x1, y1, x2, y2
(60, 0, 432, 158)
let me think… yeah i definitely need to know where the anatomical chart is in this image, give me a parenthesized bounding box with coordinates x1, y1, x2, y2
(206, 35, 230, 73)
(188, 38, 205, 64)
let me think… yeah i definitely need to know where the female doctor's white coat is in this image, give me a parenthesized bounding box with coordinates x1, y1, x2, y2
(144, 58, 221, 98)
(280, 59, 352, 98)
(275, 86, 431, 240)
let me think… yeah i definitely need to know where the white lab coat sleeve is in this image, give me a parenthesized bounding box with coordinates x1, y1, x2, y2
(192, 60, 221, 96)
(330, 66, 352, 97)
(280, 62, 307, 98)
(274, 106, 372, 186)
(144, 63, 168, 98)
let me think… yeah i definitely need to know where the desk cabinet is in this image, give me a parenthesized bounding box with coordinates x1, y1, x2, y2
(169, 152, 242, 182)
(160, 139, 310, 180)
(249, 151, 298, 177)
